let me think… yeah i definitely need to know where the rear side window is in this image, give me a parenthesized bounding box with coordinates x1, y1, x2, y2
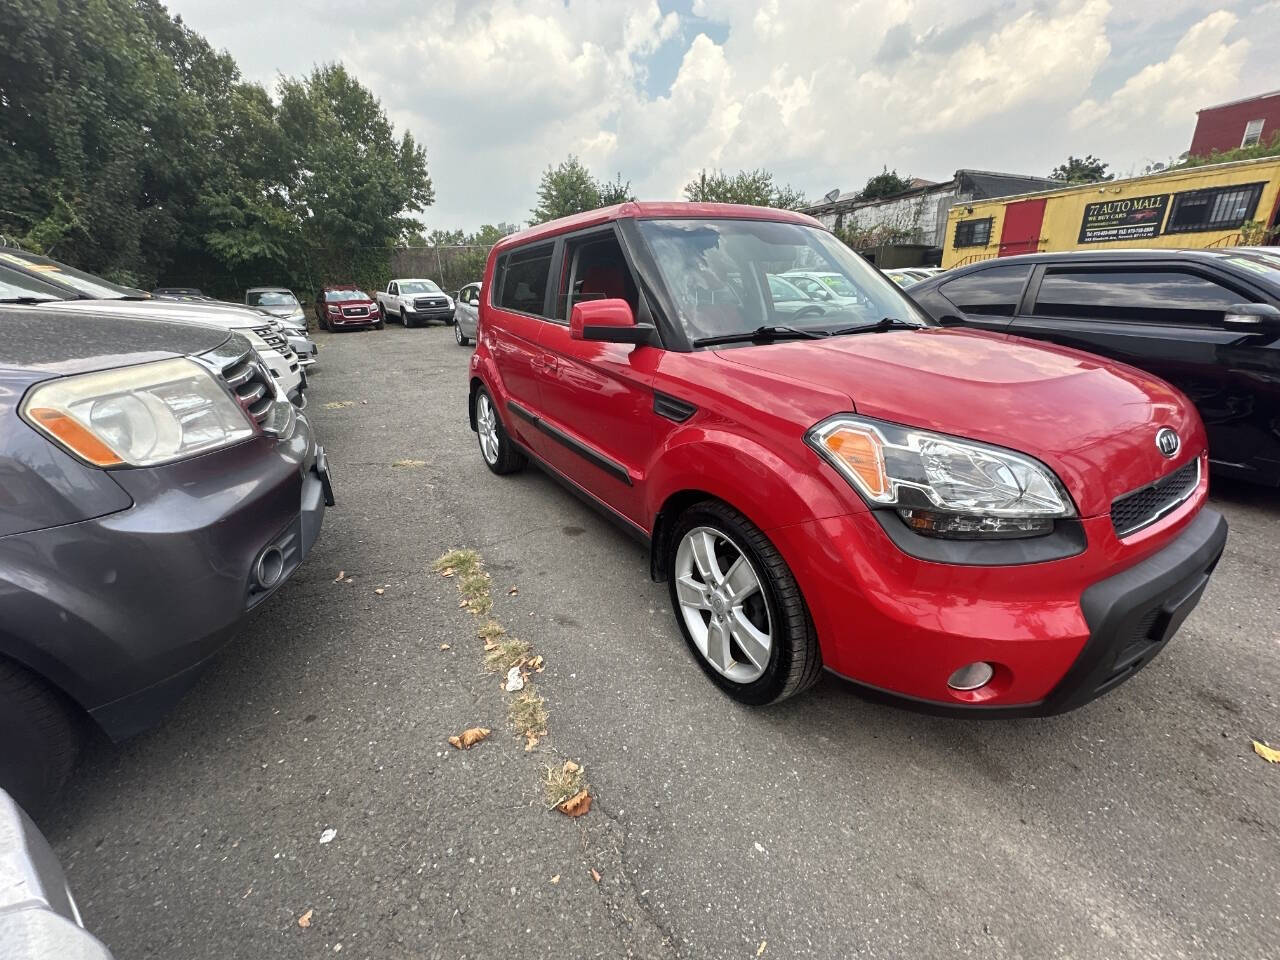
(939, 265, 1030, 316)
(1033, 269, 1243, 324)
(496, 244, 553, 316)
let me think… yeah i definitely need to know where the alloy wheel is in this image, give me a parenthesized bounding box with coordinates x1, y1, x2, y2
(673, 526, 773, 683)
(476, 393, 500, 465)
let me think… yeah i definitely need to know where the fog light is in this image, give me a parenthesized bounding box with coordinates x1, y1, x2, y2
(948, 661, 994, 691)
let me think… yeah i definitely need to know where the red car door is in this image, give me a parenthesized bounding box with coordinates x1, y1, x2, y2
(533, 232, 658, 527)
(487, 243, 555, 452)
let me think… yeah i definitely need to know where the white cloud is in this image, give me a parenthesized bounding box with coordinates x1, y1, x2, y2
(168, 0, 1280, 228)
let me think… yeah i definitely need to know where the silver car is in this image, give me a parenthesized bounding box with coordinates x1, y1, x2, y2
(454, 282, 481, 346)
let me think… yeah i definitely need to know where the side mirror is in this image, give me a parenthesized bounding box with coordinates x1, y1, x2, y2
(937, 314, 967, 327)
(570, 299, 656, 345)
(1224, 303, 1280, 333)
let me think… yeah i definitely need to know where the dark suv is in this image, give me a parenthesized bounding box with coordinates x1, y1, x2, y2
(0, 304, 333, 810)
(909, 248, 1280, 486)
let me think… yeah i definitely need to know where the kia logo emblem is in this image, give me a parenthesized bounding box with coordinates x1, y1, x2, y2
(1155, 427, 1180, 458)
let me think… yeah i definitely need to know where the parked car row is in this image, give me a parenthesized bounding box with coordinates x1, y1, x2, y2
(0, 250, 334, 813)
(465, 201, 1228, 716)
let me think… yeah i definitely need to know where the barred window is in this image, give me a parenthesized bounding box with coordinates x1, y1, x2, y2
(954, 218, 992, 248)
(1165, 183, 1264, 234)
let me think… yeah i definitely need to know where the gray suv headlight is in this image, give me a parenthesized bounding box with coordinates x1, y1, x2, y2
(806, 414, 1075, 539)
(21, 357, 256, 467)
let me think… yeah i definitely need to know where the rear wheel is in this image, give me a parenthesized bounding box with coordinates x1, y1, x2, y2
(0, 658, 82, 812)
(667, 501, 821, 705)
(474, 387, 526, 474)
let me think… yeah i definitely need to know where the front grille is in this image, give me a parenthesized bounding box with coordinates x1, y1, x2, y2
(1110, 459, 1200, 537)
(414, 296, 446, 310)
(342, 306, 369, 317)
(252, 325, 288, 351)
(220, 350, 275, 427)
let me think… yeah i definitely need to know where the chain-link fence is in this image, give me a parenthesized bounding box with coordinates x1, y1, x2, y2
(389, 245, 493, 297)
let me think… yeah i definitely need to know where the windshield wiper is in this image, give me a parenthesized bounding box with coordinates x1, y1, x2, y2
(693, 325, 830, 348)
(0, 296, 60, 304)
(827, 317, 919, 336)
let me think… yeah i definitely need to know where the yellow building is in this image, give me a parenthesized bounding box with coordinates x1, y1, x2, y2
(941, 155, 1280, 268)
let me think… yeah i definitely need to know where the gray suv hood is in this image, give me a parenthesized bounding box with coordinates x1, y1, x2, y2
(0, 304, 229, 380)
(46, 298, 273, 331)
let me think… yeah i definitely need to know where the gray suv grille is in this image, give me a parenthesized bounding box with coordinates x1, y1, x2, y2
(220, 351, 275, 426)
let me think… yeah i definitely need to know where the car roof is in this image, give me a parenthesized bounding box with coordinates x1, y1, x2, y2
(247, 286, 292, 293)
(492, 202, 824, 254)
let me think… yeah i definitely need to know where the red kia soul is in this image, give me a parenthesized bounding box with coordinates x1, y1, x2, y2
(467, 202, 1228, 714)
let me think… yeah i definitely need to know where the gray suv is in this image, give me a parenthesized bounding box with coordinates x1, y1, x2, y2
(0, 304, 333, 810)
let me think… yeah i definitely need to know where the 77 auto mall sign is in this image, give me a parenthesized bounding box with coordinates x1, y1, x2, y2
(1078, 194, 1170, 243)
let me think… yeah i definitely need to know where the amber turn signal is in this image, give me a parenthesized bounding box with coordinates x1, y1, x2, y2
(26, 408, 124, 467)
(822, 426, 888, 498)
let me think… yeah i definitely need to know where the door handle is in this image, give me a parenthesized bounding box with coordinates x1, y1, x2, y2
(540, 354, 558, 372)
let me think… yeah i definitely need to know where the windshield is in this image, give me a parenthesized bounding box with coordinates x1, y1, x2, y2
(248, 290, 299, 307)
(635, 219, 927, 343)
(0, 264, 67, 302)
(0, 250, 146, 299)
(399, 281, 440, 295)
(325, 289, 370, 302)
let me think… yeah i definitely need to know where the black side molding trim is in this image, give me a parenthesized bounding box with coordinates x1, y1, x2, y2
(653, 391, 696, 423)
(506, 399, 632, 487)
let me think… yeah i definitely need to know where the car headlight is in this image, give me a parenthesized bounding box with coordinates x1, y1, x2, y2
(327, 305, 340, 314)
(806, 415, 1075, 539)
(21, 358, 256, 467)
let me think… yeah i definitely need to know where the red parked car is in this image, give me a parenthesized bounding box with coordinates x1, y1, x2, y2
(467, 202, 1227, 714)
(315, 285, 383, 331)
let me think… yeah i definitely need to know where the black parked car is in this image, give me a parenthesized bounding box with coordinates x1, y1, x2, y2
(0, 303, 333, 810)
(909, 248, 1280, 486)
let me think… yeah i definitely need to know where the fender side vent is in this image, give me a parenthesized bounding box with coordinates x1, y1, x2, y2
(654, 392, 696, 423)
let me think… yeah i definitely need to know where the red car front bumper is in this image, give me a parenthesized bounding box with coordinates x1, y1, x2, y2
(769, 481, 1226, 715)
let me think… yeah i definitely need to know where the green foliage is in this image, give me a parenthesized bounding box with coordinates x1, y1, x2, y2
(529, 156, 633, 224)
(857, 167, 914, 201)
(683, 169, 807, 209)
(1049, 155, 1114, 184)
(0, 2, 432, 296)
(1175, 132, 1280, 169)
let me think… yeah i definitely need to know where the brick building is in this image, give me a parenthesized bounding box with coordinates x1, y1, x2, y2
(1189, 91, 1280, 156)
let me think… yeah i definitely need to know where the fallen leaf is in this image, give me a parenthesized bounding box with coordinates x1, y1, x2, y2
(590, 868, 601, 883)
(563, 760, 581, 775)
(318, 828, 337, 845)
(440, 568, 455, 578)
(333, 570, 345, 582)
(528, 655, 545, 672)
(483, 638, 498, 651)
(344, 578, 353, 584)
(757, 941, 767, 956)
(558, 790, 592, 817)
(508, 587, 519, 595)
(504, 666, 525, 692)
(297, 909, 313, 928)
(1253, 739, 1280, 763)
(524, 733, 540, 751)
(448, 727, 491, 750)
(549, 875, 560, 884)
(374, 588, 385, 596)
(439, 643, 451, 651)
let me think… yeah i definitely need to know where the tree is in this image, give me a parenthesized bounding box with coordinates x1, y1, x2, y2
(530, 156, 601, 223)
(1049, 155, 1114, 183)
(682, 169, 807, 209)
(858, 167, 914, 201)
(596, 173, 636, 206)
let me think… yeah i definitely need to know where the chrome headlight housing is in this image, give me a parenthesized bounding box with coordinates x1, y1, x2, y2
(21, 358, 256, 467)
(806, 415, 1075, 539)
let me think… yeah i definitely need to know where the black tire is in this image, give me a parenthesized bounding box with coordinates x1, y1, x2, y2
(0, 658, 82, 812)
(374, 319, 385, 330)
(319, 313, 330, 332)
(444, 314, 457, 326)
(401, 308, 416, 329)
(455, 323, 470, 347)
(666, 500, 821, 705)
(473, 386, 526, 474)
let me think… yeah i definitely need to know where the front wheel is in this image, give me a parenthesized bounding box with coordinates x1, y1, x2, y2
(667, 501, 821, 705)
(401, 308, 416, 329)
(474, 387, 526, 474)
(374, 318, 385, 330)
(0, 658, 82, 812)
(455, 323, 470, 346)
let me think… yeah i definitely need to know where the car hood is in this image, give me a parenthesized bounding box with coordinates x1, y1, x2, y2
(45, 298, 268, 331)
(257, 304, 303, 317)
(0, 305, 229, 381)
(716, 328, 1204, 517)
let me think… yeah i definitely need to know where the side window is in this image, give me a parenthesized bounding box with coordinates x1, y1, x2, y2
(939, 265, 1031, 317)
(497, 244, 554, 316)
(561, 232, 638, 320)
(954, 218, 992, 248)
(389, 283, 398, 296)
(1032, 269, 1244, 324)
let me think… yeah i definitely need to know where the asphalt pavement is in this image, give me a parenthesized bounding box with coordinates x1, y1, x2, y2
(49, 324, 1280, 960)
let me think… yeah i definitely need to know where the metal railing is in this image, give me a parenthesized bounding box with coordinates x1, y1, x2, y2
(951, 252, 999, 267)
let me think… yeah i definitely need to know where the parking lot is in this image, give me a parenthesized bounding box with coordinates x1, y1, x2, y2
(47, 324, 1280, 960)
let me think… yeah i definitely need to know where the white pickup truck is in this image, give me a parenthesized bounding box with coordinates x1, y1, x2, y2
(376, 279, 455, 328)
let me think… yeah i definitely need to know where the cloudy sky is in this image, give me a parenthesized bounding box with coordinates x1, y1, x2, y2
(167, 0, 1280, 231)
